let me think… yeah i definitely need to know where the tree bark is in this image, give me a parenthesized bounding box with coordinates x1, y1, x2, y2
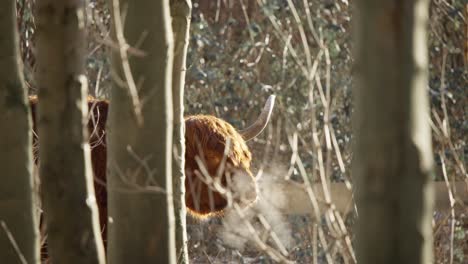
(353, 0, 434, 263)
(35, 0, 105, 263)
(170, 0, 191, 263)
(107, 0, 176, 263)
(0, 1, 39, 263)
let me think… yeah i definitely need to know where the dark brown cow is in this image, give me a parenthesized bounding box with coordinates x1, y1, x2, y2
(30, 95, 275, 233)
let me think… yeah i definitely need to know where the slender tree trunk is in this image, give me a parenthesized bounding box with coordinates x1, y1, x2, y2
(170, 0, 191, 262)
(0, 1, 39, 263)
(35, 0, 105, 263)
(353, 0, 434, 263)
(107, 0, 176, 263)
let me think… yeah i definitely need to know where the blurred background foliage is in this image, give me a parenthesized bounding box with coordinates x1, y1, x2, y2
(16, 0, 466, 262)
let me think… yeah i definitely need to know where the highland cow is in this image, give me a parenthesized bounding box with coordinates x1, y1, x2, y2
(30, 95, 275, 232)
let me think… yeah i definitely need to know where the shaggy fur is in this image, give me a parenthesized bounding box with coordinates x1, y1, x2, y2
(185, 115, 255, 217)
(29, 96, 257, 231)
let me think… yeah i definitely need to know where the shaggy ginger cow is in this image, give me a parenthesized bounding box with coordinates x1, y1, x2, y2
(30, 95, 275, 231)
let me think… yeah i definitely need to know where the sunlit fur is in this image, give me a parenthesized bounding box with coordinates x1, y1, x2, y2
(184, 115, 256, 218)
(29, 96, 258, 228)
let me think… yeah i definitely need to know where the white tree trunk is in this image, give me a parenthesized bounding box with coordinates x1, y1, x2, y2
(0, 1, 39, 263)
(353, 0, 434, 263)
(107, 0, 176, 263)
(35, 0, 105, 262)
(170, 0, 191, 262)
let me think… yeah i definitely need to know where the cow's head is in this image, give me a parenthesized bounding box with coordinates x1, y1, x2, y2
(184, 95, 275, 218)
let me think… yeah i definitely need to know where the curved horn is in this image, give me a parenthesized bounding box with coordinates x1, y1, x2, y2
(240, 95, 276, 141)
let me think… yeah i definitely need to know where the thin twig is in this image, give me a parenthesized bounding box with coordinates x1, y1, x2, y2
(110, 0, 143, 125)
(0, 221, 27, 264)
(440, 151, 455, 264)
